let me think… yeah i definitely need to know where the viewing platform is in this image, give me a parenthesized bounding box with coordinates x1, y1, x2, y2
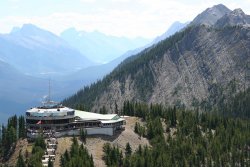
(26, 101, 126, 138)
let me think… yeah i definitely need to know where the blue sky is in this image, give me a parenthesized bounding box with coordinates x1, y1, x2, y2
(0, 0, 250, 38)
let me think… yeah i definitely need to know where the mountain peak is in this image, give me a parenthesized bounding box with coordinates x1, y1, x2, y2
(61, 27, 78, 35)
(215, 8, 250, 28)
(10, 23, 55, 38)
(11, 24, 38, 33)
(10, 26, 21, 34)
(212, 4, 229, 11)
(231, 8, 245, 15)
(22, 23, 38, 29)
(20, 24, 46, 35)
(191, 4, 231, 26)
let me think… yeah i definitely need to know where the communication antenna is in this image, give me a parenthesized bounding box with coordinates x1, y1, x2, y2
(48, 78, 51, 102)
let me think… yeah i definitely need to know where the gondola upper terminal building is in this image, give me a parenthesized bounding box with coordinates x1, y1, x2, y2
(26, 102, 126, 138)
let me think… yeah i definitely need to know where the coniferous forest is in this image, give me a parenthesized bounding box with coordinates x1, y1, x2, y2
(0, 115, 26, 161)
(60, 137, 94, 167)
(119, 103, 250, 167)
(1, 89, 250, 167)
(64, 89, 249, 167)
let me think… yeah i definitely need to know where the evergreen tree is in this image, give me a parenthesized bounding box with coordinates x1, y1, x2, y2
(115, 101, 119, 115)
(125, 142, 132, 156)
(18, 116, 26, 139)
(61, 136, 93, 167)
(34, 136, 46, 150)
(16, 152, 26, 167)
(80, 128, 87, 144)
(48, 157, 53, 167)
(134, 122, 139, 133)
(119, 102, 250, 167)
(100, 106, 108, 114)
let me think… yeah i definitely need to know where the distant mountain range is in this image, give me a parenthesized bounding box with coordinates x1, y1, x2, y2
(152, 21, 189, 44)
(0, 24, 94, 76)
(0, 20, 187, 123)
(60, 28, 151, 63)
(0, 59, 88, 123)
(61, 21, 188, 83)
(63, 4, 250, 113)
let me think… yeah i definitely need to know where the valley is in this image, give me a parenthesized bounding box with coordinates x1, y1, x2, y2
(0, 20, 186, 124)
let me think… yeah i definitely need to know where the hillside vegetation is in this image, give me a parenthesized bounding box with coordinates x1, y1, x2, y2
(63, 24, 250, 113)
(1, 88, 250, 166)
(119, 103, 250, 166)
(64, 100, 250, 166)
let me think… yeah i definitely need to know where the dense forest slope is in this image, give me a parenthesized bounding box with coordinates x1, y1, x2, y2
(63, 5, 250, 113)
(2, 91, 250, 166)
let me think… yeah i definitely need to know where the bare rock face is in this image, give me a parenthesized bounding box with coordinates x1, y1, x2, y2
(215, 9, 250, 28)
(89, 25, 250, 112)
(191, 4, 231, 26)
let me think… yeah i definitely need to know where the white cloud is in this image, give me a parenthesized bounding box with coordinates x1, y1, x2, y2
(80, 0, 96, 3)
(8, 0, 20, 2)
(0, 0, 250, 38)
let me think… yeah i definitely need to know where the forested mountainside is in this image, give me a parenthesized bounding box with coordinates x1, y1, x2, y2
(2, 93, 250, 166)
(219, 87, 250, 118)
(101, 102, 250, 167)
(63, 25, 250, 112)
(63, 4, 250, 113)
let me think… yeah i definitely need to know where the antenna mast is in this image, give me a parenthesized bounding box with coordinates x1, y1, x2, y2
(48, 78, 51, 102)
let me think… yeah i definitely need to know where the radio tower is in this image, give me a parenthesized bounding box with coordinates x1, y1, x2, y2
(48, 78, 51, 102)
(48, 78, 51, 103)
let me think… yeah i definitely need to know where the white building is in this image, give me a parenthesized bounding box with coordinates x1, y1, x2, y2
(26, 102, 125, 138)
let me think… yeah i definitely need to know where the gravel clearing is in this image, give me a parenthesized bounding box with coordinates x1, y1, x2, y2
(84, 116, 150, 167)
(54, 137, 73, 167)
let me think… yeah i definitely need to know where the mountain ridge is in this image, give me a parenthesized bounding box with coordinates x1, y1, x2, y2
(0, 20, 186, 123)
(191, 4, 231, 26)
(60, 28, 151, 63)
(152, 21, 189, 44)
(0, 24, 94, 76)
(215, 8, 250, 28)
(63, 5, 250, 113)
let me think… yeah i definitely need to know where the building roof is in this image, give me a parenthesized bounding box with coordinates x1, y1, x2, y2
(75, 110, 124, 122)
(27, 106, 74, 113)
(75, 110, 120, 120)
(100, 119, 125, 124)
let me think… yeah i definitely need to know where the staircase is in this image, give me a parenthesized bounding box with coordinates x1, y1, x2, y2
(42, 131, 58, 167)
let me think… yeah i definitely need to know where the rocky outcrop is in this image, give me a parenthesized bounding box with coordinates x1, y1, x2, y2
(90, 25, 250, 112)
(215, 9, 250, 28)
(191, 4, 231, 26)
